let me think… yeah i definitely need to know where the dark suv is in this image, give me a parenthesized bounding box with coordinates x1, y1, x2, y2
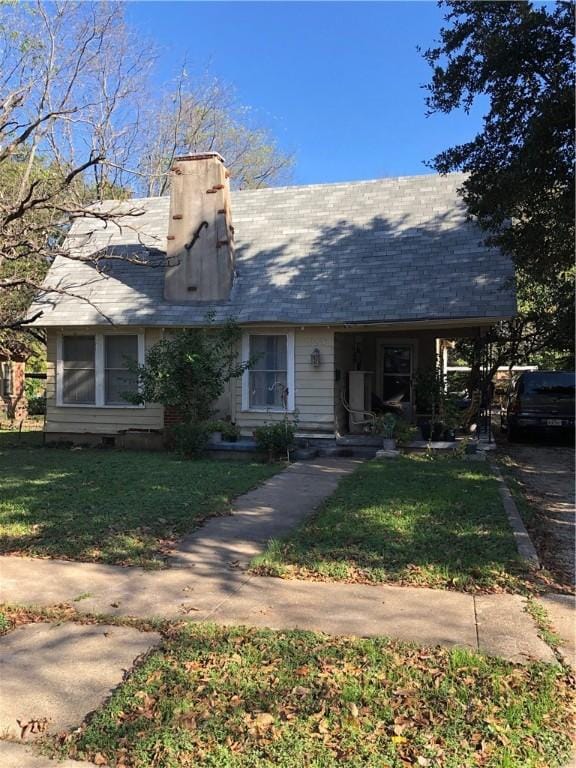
(502, 371, 575, 441)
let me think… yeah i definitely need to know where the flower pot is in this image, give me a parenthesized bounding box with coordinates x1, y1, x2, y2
(382, 438, 396, 451)
(432, 423, 444, 441)
(420, 421, 431, 440)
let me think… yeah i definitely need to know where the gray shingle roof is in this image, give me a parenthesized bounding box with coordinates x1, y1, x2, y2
(31, 173, 516, 327)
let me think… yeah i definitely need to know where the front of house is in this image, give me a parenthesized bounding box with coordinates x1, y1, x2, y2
(31, 153, 516, 444)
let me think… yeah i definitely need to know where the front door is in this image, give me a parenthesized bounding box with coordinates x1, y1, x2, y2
(380, 344, 414, 418)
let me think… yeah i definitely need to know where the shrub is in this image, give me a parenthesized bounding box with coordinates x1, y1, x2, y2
(27, 395, 46, 416)
(170, 421, 211, 457)
(393, 419, 417, 445)
(254, 419, 296, 461)
(207, 419, 240, 441)
(127, 319, 252, 423)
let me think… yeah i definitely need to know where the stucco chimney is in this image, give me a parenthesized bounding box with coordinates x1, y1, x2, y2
(164, 153, 235, 302)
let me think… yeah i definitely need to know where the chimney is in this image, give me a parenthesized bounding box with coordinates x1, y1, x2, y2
(164, 153, 235, 302)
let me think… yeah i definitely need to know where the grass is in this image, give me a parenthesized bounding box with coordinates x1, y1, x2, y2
(45, 622, 574, 768)
(252, 455, 532, 592)
(0, 433, 278, 567)
(0, 609, 12, 635)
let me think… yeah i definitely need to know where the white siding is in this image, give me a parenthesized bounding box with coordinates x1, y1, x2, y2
(235, 327, 335, 434)
(45, 327, 164, 434)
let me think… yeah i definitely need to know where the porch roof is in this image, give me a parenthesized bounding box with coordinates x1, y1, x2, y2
(31, 172, 516, 327)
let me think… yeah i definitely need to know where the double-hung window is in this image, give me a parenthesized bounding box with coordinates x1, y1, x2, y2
(105, 336, 139, 405)
(58, 333, 142, 406)
(242, 332, 294, 411)
(1, 362, 13, 397)
(62, 336, 96, 404)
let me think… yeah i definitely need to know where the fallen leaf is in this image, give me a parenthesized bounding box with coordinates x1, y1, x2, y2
(317, 718, 330, 734)
(253, 712, 274, 729)
(93, 753, 108, 766)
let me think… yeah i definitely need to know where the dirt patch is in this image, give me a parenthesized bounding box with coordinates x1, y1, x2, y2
(500, 439, 575, 589)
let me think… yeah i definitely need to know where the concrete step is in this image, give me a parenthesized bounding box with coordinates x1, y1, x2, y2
(336, 435, 382, 447)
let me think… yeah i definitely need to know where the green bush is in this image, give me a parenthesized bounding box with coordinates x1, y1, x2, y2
(393, 419, 417, 445)
(254, 419, 296, 461)
(27, 395, 46, 416)
(207, 419, 240, 441)
(170, 421, 210, 457)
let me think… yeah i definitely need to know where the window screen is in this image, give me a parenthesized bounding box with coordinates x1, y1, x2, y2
(105, 335, 138, 405)
(62, 336, 96, 404)
(249, 335, 288, 408)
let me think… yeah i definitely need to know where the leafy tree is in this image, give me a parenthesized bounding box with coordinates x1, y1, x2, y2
(138, 71, 293, 196)
(129, 320, 251, 424)
(1, 3, 293, 355)
(423, 1, 575, 366)
(0, 1, 153, 355)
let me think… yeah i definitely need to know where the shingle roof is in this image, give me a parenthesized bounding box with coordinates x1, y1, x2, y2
(31, 173, 516, 327)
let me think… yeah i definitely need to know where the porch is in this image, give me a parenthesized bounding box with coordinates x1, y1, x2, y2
(333, 325, 485, 435)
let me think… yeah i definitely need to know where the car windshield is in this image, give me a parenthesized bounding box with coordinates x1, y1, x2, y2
(521, 373, 575, 397)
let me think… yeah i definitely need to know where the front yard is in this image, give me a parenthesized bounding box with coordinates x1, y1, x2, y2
(253, 456, 533, 592)
(42, 620, 573, 768)
(0, 433, 278, 567)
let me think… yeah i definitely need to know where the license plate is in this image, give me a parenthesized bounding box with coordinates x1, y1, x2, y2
(546, 419, 562, 426)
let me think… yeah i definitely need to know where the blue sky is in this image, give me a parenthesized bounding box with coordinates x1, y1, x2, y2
(127, 1, 486, 185)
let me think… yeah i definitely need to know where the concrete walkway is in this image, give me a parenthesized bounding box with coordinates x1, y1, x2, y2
(173, 459, 359, 570)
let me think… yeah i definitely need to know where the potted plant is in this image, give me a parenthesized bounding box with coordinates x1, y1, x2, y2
(374, 413, 397, 450)
(419, 418, 432, 441)
(441, 396, 460, 442)
(431, 419, 444, 441)
(221, 421, 240, 442)
(207, 419, 240, 443)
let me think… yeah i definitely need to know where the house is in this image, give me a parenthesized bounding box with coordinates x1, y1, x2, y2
(30, 152, 515, 446)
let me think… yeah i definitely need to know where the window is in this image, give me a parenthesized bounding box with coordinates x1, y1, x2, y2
(242, 332, 294, 411)
(62, 336, 96, 404)
(105, 336, 139, 405)
(1, 362, 12, 397)
(58, 333, 143, 407)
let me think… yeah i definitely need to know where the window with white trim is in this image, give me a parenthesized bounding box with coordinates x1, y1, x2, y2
(105, 335, 139, 405)
(242, 333, 295, 411)
(58, 333, 142, 407)
(62, 336, 96, 404)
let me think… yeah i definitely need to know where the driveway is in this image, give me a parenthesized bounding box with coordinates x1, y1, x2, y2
(501, 440, 575, 588)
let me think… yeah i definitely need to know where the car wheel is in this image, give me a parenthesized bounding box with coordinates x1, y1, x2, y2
(508, 426, 522, 442)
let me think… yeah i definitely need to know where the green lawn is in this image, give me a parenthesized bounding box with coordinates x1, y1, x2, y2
(252, 456, 531, 592)
(0, 434, 278, 567)
(51, 622, 573, 768)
